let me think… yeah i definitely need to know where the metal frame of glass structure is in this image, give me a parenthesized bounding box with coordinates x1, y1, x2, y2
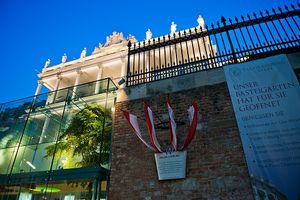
(0, 78, 117, 200)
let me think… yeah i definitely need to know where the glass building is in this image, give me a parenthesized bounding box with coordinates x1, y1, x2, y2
(0, 78, 117, 200)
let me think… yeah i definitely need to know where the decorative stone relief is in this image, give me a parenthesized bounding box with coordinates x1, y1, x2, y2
(105, 32, 126, 46)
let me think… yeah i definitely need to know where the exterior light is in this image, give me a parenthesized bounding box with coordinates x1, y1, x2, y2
(26, 161, 36, 170)
(111, 107, 115, 113)
(118, 77, 125, 86)
(30, 186, 61, 193)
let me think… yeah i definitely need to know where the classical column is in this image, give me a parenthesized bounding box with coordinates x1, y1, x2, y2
(52, 74, 62, 103)
(72, 69, 82, 99)
(34, 80, 44, 96)
(38, 116, 50, 144)
(94, 66, 103, 94)
(119, 57, 127, 88)
(145, 53, 150, 82)
(33, 80, 43, 105)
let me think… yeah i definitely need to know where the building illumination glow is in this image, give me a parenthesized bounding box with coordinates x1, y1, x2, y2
(26, 161, 36, 170)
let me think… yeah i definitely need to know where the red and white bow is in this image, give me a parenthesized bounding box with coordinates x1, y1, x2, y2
(123, 99, 198, 153)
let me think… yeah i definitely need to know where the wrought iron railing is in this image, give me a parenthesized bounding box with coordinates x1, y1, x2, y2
(126, 4, 300, 86)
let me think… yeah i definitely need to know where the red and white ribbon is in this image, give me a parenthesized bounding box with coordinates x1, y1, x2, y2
(144, 102, 163, 153)
(124, 100, 198, 152)
(180, 100, 198, 150)
(167, 97, 177, 151)
(123, 111, 156, 152)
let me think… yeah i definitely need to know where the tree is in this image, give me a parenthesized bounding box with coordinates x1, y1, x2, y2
(45, 104, 112, 168)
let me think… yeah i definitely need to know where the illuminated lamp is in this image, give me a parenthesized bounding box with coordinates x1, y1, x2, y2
(29, 186, 60, 193)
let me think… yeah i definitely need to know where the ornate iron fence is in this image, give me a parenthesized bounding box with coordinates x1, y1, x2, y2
(126, 4, 300, 86)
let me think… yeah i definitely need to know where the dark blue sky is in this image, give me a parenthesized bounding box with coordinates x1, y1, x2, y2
(0, 0, 297, 103)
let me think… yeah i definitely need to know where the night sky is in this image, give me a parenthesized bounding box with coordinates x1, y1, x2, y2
(0, 0, 297, 103)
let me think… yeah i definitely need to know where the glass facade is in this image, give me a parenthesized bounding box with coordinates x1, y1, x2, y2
(0, 78, 117, 200)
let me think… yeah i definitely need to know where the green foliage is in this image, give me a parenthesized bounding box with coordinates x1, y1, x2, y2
(0, 101, 32, 147)
(45, 104, 112, 167)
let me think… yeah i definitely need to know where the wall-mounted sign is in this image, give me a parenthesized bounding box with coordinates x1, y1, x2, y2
(224, 54, 300, 200)
(155, 151, 187, 180)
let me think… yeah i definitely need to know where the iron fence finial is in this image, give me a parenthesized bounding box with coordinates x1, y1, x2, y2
(284, 5, 289, 11)
(291, 4, 295, 10)
(266, 9, 269, 15)
(127, 40, 132, 48)
(221, 16, 226, 25)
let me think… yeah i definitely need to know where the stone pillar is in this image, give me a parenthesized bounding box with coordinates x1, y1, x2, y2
(120, 57, 127, 78)
(38, 116, 50, 144)
(120, 57, 127, 88)
(145, 53, 150, 82)
(52, 74, 62, 103)
(72, 69, 82, 99)
(33, 80, 43, 105)
(34, 80, 44, 96)
(94, 66, 103, 94)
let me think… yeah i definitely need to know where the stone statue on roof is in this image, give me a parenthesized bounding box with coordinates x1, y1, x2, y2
(44, 58, 50, 68)
(80, 48, 87, 59)
(146, 29, 152, 40)
(197, 15, 205, 28)
(171, 21, 177, 34)
(127, 34, 137, 44)
(62, 53, 67, 63)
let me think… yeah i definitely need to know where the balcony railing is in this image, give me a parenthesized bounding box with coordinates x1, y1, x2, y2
(126, 4, 300, 86)
(44, 78, 117, 105)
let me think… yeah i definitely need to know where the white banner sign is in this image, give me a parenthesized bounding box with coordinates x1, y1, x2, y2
(155, 151, 186, 180)
(224, 55, 300, 200)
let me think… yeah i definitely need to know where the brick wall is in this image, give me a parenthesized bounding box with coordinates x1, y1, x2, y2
(109, 52, 300, 200)
(109, 82, 254, 200)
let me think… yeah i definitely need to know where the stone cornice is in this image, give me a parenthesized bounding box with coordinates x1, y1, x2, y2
(39, 48, 127, 79)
